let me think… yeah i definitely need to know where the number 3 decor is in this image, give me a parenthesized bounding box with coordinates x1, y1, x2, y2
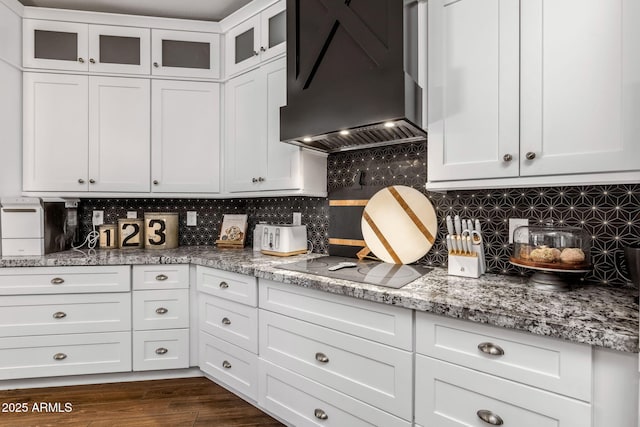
(144, 213, 179, 249)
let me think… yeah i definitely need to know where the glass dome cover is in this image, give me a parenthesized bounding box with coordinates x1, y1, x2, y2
(511, 224, 591, 270)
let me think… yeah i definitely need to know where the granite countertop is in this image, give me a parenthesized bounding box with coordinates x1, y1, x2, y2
(1, 246, 637, 353)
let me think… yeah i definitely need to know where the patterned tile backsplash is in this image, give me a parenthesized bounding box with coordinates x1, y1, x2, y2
(79, 141, 639, 286)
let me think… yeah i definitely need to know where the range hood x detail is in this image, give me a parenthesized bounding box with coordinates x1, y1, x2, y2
(280, 0, 425, 153)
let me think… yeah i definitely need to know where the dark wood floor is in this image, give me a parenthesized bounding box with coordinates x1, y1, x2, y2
(0, 377, 284, 426)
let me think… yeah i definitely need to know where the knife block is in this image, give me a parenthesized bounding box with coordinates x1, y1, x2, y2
(448, 253, 481, 278)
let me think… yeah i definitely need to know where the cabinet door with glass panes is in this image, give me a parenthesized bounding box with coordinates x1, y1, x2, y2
(23, 19, 150, 75)
(151, 29, 221, 79)
(225, 0, 286, 77)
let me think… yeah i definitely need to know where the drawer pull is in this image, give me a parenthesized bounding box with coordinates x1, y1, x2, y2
(477, 342, 505, 356)
(221, 317, 231, 325)
(155, 274, 169, 281)
(314, 409, 328, 420)
(155, 307, 168, 315)
(477, 409, 504, 425)
(155, 347, 168, 355)
(315, 352, 329, 363)
(222, 360, 232, 369)
(50, 277, 65, 285)
(219, 281, 229, 289)
(52, 311, 67, 319)
(53, 353, 67, 361)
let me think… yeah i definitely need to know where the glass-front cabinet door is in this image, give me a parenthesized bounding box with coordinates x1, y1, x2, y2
(23, 19, 89, 71)
(88, 25, 150, 74)
(151, 29, 220, 79)
(260, 0, 286, 62)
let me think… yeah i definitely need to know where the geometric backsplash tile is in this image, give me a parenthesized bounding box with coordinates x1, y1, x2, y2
(80, 141, 639, 287)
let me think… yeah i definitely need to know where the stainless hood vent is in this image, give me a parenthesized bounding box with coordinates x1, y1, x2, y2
(280, 0, 425, 153)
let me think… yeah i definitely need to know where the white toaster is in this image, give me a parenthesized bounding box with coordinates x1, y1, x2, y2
(260, 224, 307, 256)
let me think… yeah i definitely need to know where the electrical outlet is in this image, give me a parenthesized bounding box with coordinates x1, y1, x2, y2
(292, 212, 302, 226)
(126, 211, 137, 219)
(508, 218, 529, 243)
(92, 210, 104, 226)
(187, 211, 197, 226)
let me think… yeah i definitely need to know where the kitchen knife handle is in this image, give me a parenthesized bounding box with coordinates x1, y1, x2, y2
(446, 215, 455, 236)
(454, 215, 462, 236)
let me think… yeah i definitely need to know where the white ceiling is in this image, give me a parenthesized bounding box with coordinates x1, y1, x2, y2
(17, 0, 254, 21)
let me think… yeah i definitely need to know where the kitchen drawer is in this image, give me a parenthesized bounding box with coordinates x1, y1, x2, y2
(259, 310, 412, 420)
(0, 331, 131, 380)
(415, 312, 592, 401)
(132, 329, 189, 371)
(199, 331, 258, 401)
(132, 289, 189, 330)
(259, 279, 412, 350)
(0, 293, 131, 337)
(259, 359, 410, 427)
(0, 266, 130, 295)
(415, 355, 591, 427)
(199, 294, 257, 353)
(132, 264, 189, 290)
(196, 266, 257, 306)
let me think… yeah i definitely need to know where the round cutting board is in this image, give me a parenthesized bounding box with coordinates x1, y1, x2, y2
(361, 185, 437, 264)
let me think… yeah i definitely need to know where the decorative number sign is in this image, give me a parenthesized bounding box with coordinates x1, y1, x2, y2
(118, 218, 144, 249)
(144, 213, 178, 249)
(98, 224, 118, 249)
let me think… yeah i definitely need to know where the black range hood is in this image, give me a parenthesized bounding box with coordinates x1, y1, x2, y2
(280, 0, 425, 153)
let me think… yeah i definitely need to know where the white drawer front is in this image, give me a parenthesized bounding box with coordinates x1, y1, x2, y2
(199, 331, 258, 401)
(199, 294, 257, 353)
(0, 266, 130, 295)
(0, 293, 131, 336)
(259, 359, 410, 427)
(415, 312, 592, 401)
(0, 332, 131, 380)
(132, 329, 189, 371)
(196, 266, 257, 306)
(132, 289, 189, 330)
(132, 264, 189, 290)
(259, 310, 412, 420)
(259, 279, 412, 350)
(415, 355, 591, 427)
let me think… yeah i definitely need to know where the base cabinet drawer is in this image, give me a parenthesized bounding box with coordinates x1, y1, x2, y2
(0, 266, 131, 294)
(0, 293, 131, 336)
(132, 329, 189, 371)
(199, 331, 258, 401)
(259, 359, 410, 427)
(132, 289, 189, 330)
(132, 265, 189, 290)
(196, 266, 257, 306)
(199, 293, 257, 353)
(0, 331, 131, 380)
(415, 355, 591, 427)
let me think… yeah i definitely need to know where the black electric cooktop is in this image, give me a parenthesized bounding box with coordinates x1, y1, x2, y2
(276, 256, 432, 289)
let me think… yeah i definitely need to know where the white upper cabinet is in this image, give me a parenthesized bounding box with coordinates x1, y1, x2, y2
(23, 19, 150, 74)
(151, 80, 221, 193)
(225, 0, 286, 77)
(151, 29, 220, 79)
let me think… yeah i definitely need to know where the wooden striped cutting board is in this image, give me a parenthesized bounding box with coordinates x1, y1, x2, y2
(361, 185, 438, 264)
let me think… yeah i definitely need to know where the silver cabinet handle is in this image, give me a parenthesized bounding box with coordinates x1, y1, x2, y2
(53, 353, 67, 361)
(53, 311, 67, 319)
(222, 317, 231, 325)
(222, 360, 232, 369)
(50, 277, 65, 285)
(260, 46, 266, 52)
(155, 307, 168, 315)
(252, 178, 258, 183)
(258, 177, 265, 182)
(78, 57, 85, 63)
(89, 58, 95, 64)
(219, 281, 229, 289)
(89, 178, 96, 184)
(153, 180, 159, 185)
(477, 409, 504, 425)
(78, 178, 85, 184)
(153, 62, 159, 68)
(155, 347, 168, 355)
(315, 352, 329, 363)
(314, 409, 328, 420)
(525, 151, 536, 160)
(503, 154, 513, 162)
(478, 342, 505, 356)
(155, 274, 168, 281)
(253, 50, 259, 56)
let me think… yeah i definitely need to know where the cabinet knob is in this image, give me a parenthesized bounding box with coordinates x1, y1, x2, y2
(153, 62, 159, 68)
(477, 342, 505, 356)
(253, 50, 259, 56)
(219, 281, 229, 289)
(222, 360, 232, 369)
(153, 180, 159, 185)
(314, 409, 328, 420)
(155, 347, 168, 355)
(477, 409, 504, 425)
(155, 307, 168, 315)
(252, 178, 258, 183)
(89, 58, 96, 64)
(78, 57, 85, 63)
(51, 277, 65, 285)
(53, 353, 67, 361)
(155, 274, 168, 281)
(89, 179, 96, 184)
(260, 46, 266, 52)
(221, 317, 231, 325)
(78, 178, 85, 184)
(258, 177, 265, 182)
(502, 154, 513, 162)
(53, 311, 67, 319)
(525, 151, 536, 160)
(315, 352, 329, 363)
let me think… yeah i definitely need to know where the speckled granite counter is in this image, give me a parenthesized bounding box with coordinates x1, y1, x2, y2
(1, 246, 637, 353)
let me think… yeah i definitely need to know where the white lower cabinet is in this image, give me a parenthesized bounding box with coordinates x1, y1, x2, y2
(132, 329, 189, 371)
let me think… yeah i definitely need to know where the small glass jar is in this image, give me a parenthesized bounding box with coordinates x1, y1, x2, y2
(512, 225, 591, 269)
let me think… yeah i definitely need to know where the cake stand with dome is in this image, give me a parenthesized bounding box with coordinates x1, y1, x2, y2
(509, 225, 591, 291)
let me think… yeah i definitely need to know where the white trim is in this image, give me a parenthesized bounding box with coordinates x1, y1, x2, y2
(0, 0, 23, 17)
(219, 0, 278, 33)
(21, 189, 328, 199)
